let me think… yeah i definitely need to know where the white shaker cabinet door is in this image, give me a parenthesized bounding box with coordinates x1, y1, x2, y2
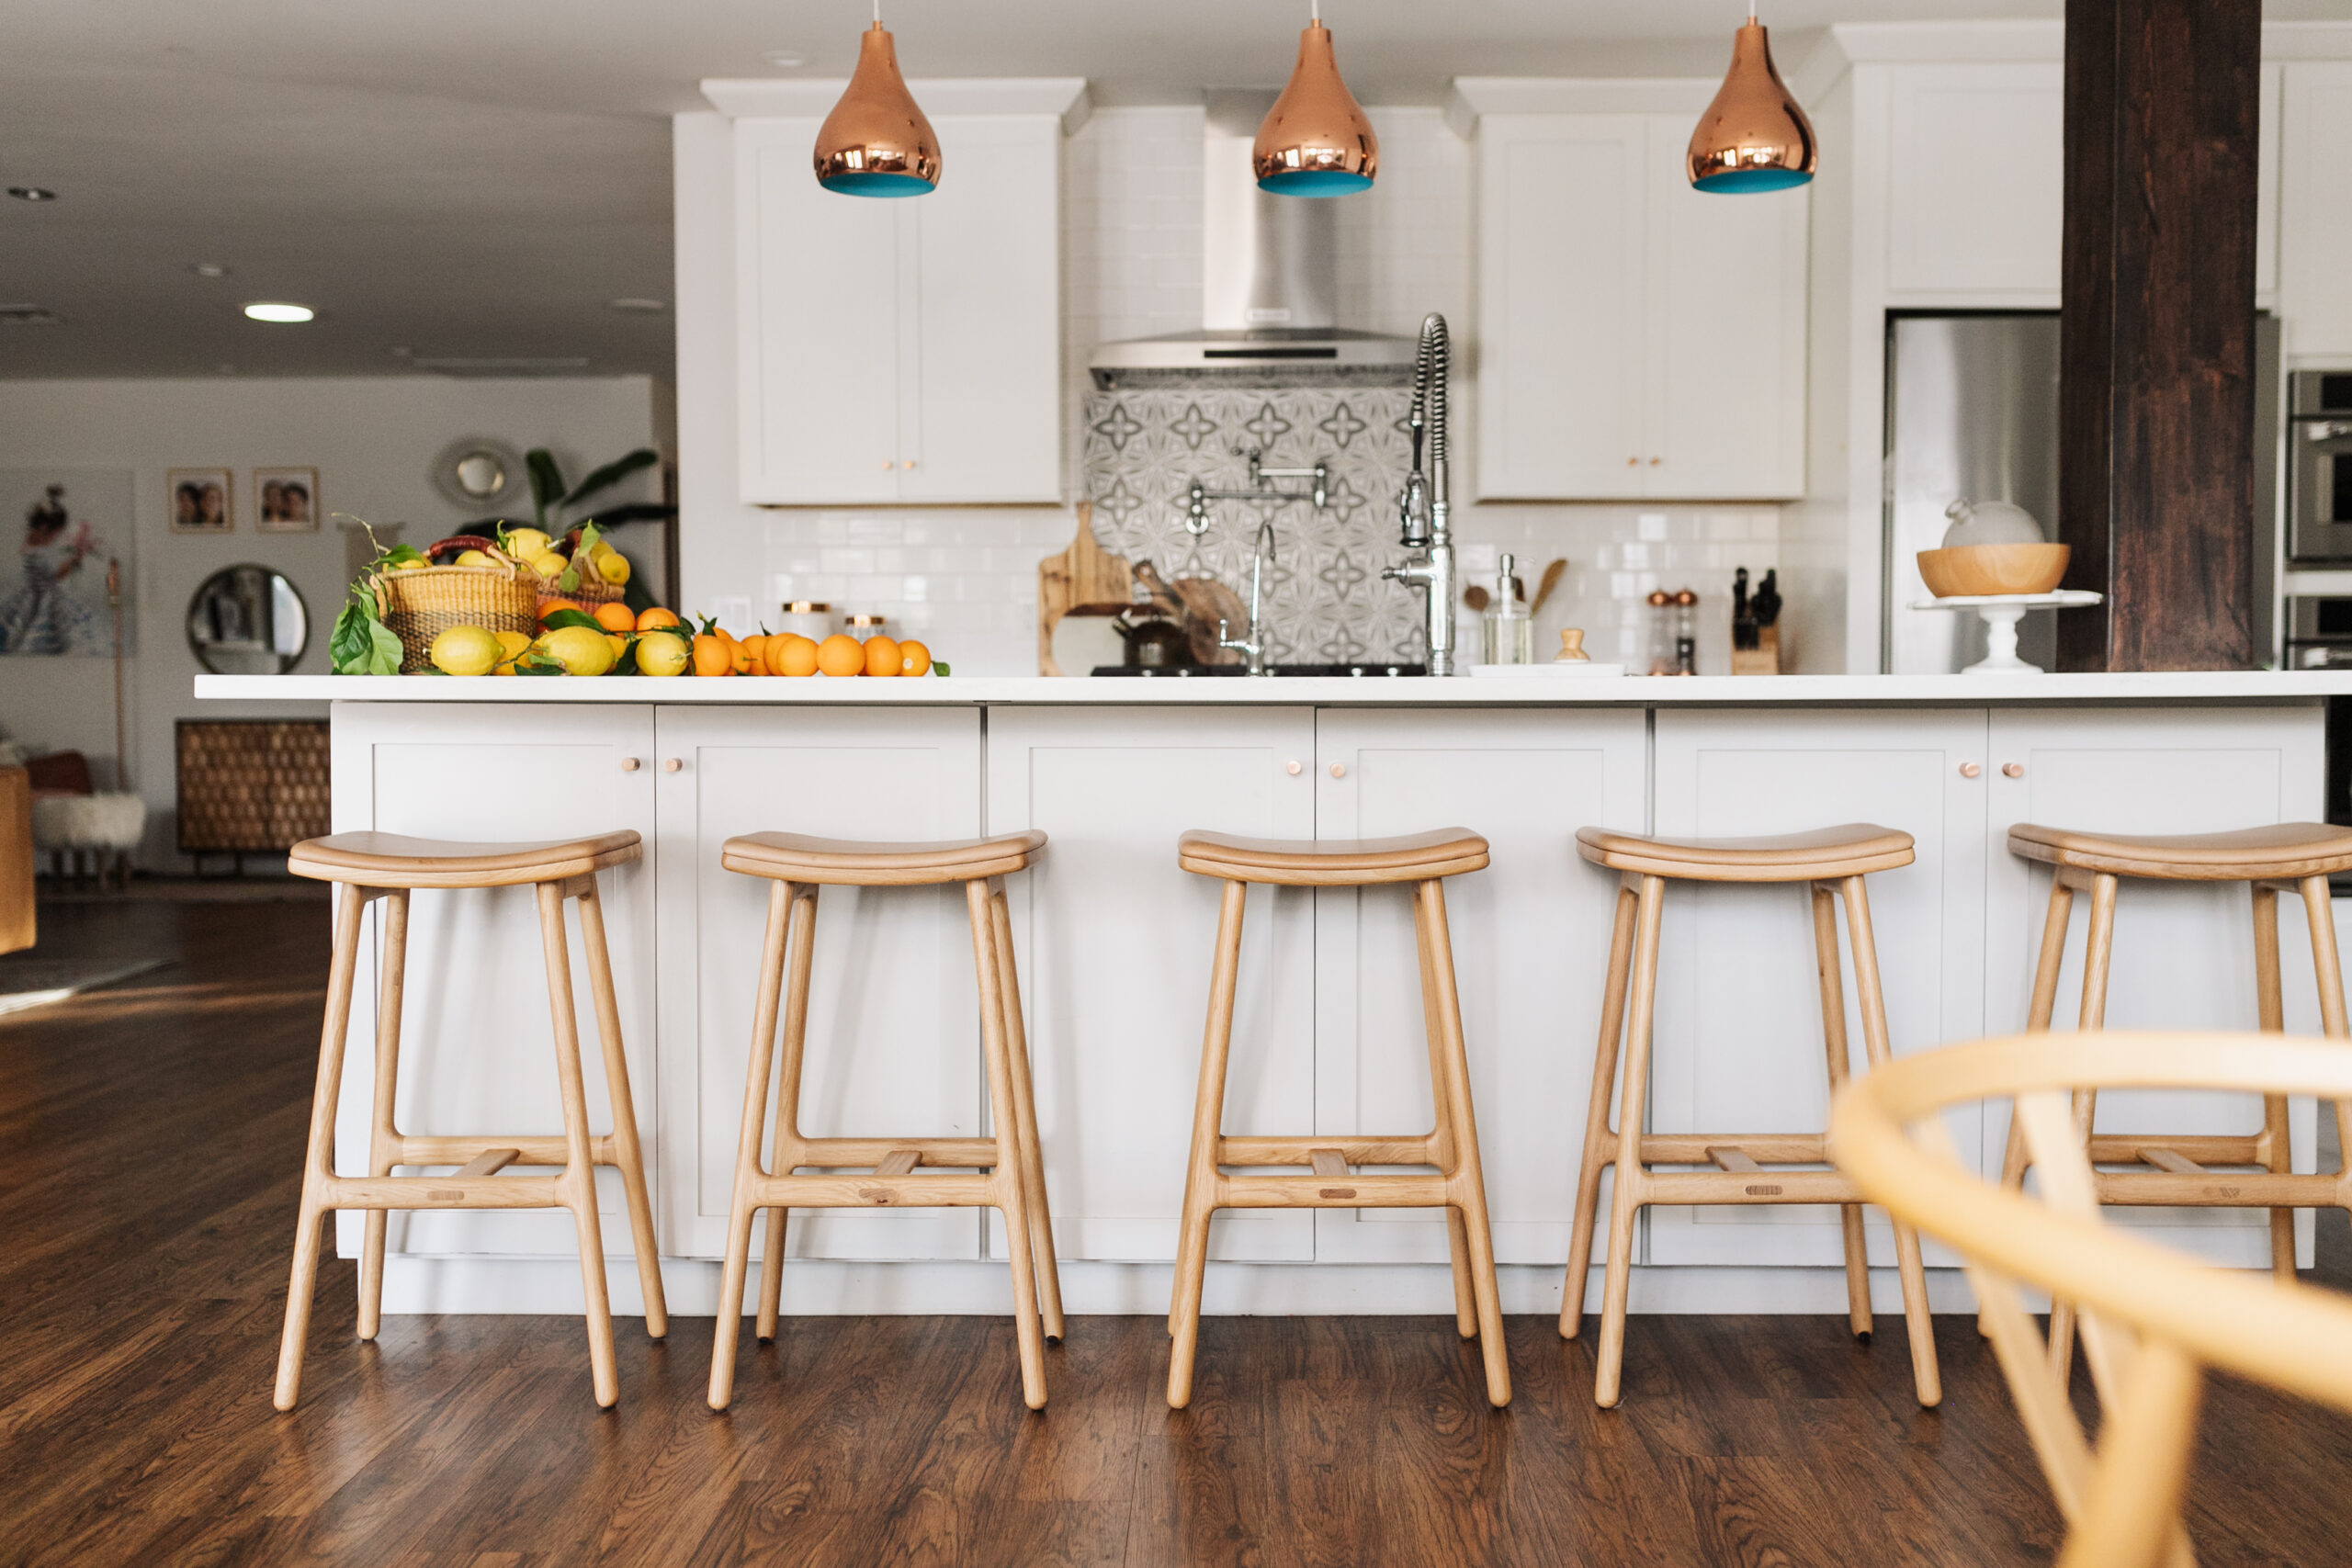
(1883, 64, 2065, 303)
(653, 705, 986, 1262)
(985, 705, 1317, 1264)
(1645, 708, 1990, 1269)
(326, 701, 659, 1267)
(1984, 705, 2325, 1268)
(1309, 707, 1647, 1266)
(2280, 62, 2352, 356)
(1475, 114, 1649, 500)
(736, 117, 904, 502)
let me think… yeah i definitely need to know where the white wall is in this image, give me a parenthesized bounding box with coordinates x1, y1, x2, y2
(0, 375, 658, 865)
(676, 105, 1785, 677)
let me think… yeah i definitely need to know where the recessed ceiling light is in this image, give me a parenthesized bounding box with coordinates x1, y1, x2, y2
(7, 186, 57, 202)
(189, 262, 231, 278)
(608, 297, 667, 314)
(243, 301, 315, 323)
(762, 50, 807, 67)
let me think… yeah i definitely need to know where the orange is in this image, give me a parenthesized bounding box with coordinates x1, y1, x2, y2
(593, 602, 637, 634)
(815, 633, 865, 678)
(735, 633, 768, 675)
(691, 633, 733, 676)
(862, 635, 900, 677)
(605, 632, 628, 665)
(636, 606, 681, 632)
(765, 633, 820, 676)
(897, 638, 932, 677)
(537, 596, 582, 624)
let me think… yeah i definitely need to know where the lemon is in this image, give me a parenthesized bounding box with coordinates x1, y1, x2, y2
(454, 548, 492, 567)
(491, 628, 532, 674)
(595, 548, 631, 585)
(539, 624, 617, 677)
(429, 624, 502, 677)
(529, 551, 570, 579)
(390, 557, 428, 572)
(503, 527, 552, 559)
(636, 628, 691, 677)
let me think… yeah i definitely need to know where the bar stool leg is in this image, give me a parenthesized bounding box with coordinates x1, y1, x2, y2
(2297, 874, 2352, 1258)
(1418, 878, 1510, 1407)
(537, 881, 617, 1409)
(756, 885, 820, 1343)
(1839, 875, 1940, 1407)
(357, 888, 410, 1342)
(1562, 878, 1638, 1341)
(1413, 882, 1476, 1340)
(1810, 883, 1872, 1343)
(276, 883, 368, 1412)
(573, 878, 667, 1338)
(968, 879, 1047, 1410)
(711, 881, 794, 1410)
(2049, 872, 2119, 1381)
(989, 879, 1065, 1344)
(1169, 877, 1246, 1409)
(1986, 874, 2078, 1337)
(1595, 874, 1666, 1409)
(2253, 883, 2296, 1282)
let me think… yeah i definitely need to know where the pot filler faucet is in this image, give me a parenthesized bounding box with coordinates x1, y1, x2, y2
(1382, 313, 1458, 676)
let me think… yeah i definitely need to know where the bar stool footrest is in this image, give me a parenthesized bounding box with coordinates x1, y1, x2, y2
(322, 1173, 565, 1210)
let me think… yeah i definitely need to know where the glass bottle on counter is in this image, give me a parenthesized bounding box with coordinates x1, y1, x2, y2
(1673, 588, 1698, 675)
(1481, 553, 1533, 665)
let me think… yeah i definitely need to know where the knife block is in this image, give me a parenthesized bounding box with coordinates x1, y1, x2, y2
(1731, 625, 1780, 676)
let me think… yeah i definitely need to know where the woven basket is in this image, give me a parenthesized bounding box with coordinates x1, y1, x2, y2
(539, 565, 625, 606)
(378, 564, 539, 673)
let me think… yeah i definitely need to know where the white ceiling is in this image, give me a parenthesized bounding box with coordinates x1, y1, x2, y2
(6, 0, 2340, 379)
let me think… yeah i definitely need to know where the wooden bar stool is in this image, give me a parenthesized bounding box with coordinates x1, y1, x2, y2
(1168, 828, 1510, 1410)
(1996, 822, 2352, 1361)
(1563, 824, 1941, 1409)
(707, 830, 1062, 1412)
(276, 831, 666, 1412)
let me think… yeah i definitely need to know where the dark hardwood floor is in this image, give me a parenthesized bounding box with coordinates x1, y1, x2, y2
(6, 897, 2352, 1566)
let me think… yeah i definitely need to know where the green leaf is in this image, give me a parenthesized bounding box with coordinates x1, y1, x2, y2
(379, 545, 426, 568)
(932, 660, 951, 677)
(572, 519, 604, 558)
(526, 448, 566, 526)
(330, 601, 401, 676)
(541, 608, 603, 632)
(561, 447, 659, 508)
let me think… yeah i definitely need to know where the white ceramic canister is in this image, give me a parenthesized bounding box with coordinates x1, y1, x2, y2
(775, 601, 832, 643)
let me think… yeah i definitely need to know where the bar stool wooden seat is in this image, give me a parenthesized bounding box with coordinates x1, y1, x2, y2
(708, 829, 1063, 1412)
(276, 830, 666, 1412)
(1168, 828, 1510, 1409)
(1563, 823, 1941, 1408)
(1996, 821, 2352, 1358)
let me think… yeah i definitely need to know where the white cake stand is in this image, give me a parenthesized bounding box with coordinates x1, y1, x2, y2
(1906, 590, 2104, 675)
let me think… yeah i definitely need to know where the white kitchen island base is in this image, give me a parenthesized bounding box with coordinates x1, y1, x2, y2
(198, 672, 2352, 1317)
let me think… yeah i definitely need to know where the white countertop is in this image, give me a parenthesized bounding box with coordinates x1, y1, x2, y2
(196, 671, 2352, 706)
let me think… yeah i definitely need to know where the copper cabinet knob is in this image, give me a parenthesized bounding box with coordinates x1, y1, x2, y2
(1625, 456, 1638, 466)
(1285, 760, 1302, 775)
(1329, 762, 1347, 779)
(662, 758, 684, 773)
(882, 460, 894, 471)
(1648, 457, 1662, 466)
(1959, 761, 1982, 779)
(620, 757, 640, 773)
(902, 459, 916, 469)
(2002, 762, 2024, 778)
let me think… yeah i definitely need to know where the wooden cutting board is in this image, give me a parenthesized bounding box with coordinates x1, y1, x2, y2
(1036, 503, 1134, 675)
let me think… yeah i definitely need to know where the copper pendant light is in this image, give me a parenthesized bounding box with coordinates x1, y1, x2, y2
(1253, 2, 1377, 197)
(813, 5, 941, 197)
(1687, 4, 1816, 194)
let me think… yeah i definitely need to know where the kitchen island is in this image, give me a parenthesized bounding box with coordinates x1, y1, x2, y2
(198, 671, 2352, 1321)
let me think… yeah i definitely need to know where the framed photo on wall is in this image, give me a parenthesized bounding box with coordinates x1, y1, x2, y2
(167, 468, 233, 534)
(254, 468, 319, 532)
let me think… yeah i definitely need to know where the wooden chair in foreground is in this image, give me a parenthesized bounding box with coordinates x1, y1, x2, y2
(708, 830, 1063, 1412)
(1168, 829, 1510, 1409)
(1832, 1031, 2352, 1568)
(1563, 824, 1940, 1408)
(277, 831, 668, 1411)
(1994, 824, 2352, 1372)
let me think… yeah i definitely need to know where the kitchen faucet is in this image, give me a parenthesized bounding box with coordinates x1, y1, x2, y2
(1382, 313, 1459, 676)
(1216, 519, 1277, 676)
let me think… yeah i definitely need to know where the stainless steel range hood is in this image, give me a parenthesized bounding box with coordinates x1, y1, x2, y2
(1087, 92, 1417, 389)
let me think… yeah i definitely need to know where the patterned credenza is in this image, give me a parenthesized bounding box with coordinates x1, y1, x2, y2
(175, 720, 331, 856)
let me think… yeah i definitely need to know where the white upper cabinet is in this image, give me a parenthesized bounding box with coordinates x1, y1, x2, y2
(1474, 109, 1807, 502)
(2280, 61, 2352, 356)
(725, 86, 1077, 505)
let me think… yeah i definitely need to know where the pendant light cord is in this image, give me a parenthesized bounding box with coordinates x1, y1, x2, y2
(1311, 0, 1320, 20)
(874, 0, 881, 22)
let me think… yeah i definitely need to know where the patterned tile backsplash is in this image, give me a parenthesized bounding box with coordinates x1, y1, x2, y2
(1083, 387, 1425, 662)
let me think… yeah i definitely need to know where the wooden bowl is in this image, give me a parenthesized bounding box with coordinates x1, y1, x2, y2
(1917, 543, 2070, 597)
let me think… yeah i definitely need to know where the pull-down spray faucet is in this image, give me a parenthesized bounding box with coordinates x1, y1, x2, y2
(1381, 313, 1458, 675)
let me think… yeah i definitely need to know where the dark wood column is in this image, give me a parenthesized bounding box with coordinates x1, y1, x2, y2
(2057, 0, 2262, 671)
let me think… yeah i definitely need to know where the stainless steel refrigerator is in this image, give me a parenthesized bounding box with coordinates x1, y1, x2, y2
(1883, 313, 2062, 675)
(1884, 310, 2281, 674)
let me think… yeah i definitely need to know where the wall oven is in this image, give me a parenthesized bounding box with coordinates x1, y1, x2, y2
(2290, 371, 2352, 563)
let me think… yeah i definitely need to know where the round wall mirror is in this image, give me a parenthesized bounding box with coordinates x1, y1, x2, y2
(187, 564, 309, 674)
(454, 452, 506, 498)
(431, 436, 528, 512)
